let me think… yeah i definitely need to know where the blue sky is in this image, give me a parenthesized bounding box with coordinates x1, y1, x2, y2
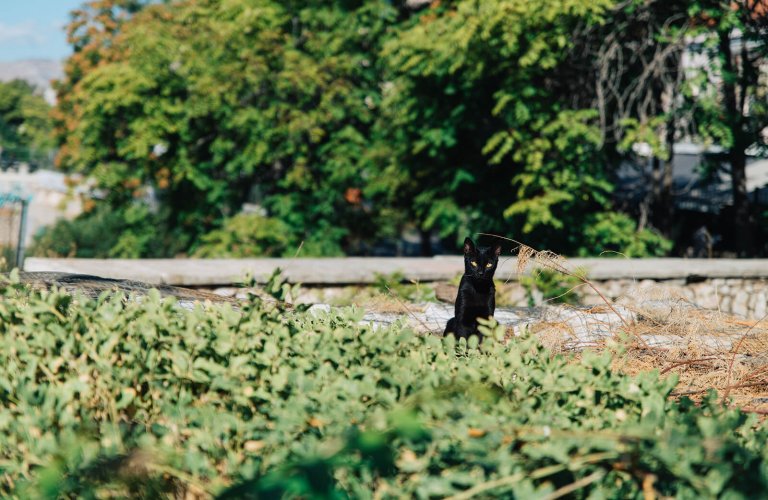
(0, 1, 84, 62)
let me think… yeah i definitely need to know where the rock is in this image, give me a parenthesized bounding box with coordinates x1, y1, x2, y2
(356, 301, 636, 350)
(749, 293, 758, 314)
(531, 304, 634, 349)
(720, 297, 731, 313)
(691, 283, 719, 309)
(434, 282, 458, 303)
(733, 291, 749, 317)
(754, 292, 767, 320)
(212, 287, 240, 298)
(18, 271, 239, 305)
(606, 281, 623, 298)
(308, 303, 332, 315)
(639, 279, 657, 289)
(502, 285, 528, 306)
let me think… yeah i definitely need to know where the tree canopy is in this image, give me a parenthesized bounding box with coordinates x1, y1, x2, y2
(0, 80, 53, 168)
(42, 0, 767, 257)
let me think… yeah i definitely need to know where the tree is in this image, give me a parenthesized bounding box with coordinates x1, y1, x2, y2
(53, 0, 149, 170)
(588, 0, 768, 256)
(683, 0, 768, 255)
(568, 0, 692, 239)
(52, 0, 678, 258)
(373, 0, 668, 255)
(54, 0, 403, 256)
(0, 80, 53, 168)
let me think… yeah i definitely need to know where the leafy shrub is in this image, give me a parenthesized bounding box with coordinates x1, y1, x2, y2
(580, 211, 672, 257)
(0, 246, 17, 272)
(0, 273, 766, 498)
(29, 202, 189, 258)
(192, 213, 297, 258)
(28, 202, 124, 258)
(520, 269, 582, 306)
(373, 271, 437, 303)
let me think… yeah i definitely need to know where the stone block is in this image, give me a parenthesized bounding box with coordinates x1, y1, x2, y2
(693, 285, 719, 309)
(733, 290, 749, 317)
(720, 297, 731, 314)
(639, 279, 656, 289)
(754, 292, 767, 320)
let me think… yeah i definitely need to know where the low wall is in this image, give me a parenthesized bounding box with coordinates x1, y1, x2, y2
(23, 257, 768, 318)
(508, 277, 768, 320)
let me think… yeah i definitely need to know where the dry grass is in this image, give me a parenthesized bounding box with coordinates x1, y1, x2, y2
(482, 232, 768, 415)
(612, 287, 768, 413)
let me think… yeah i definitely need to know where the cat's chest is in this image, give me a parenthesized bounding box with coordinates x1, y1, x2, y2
(459, 278, 494, 304)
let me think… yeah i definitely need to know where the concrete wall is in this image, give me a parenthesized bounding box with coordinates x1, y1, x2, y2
(23, 257, 768, 318)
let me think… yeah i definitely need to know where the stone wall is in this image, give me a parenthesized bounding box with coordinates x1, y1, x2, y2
(507, 278, 768, 320)
(23, 256, 768, 319)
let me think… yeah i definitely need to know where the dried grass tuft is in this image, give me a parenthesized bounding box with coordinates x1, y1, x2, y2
(517, 245, 536, 275)
(613, 283, 768, 411)
(480, 232, 768, 415)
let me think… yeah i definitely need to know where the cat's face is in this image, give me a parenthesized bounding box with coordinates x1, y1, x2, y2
(463, 237, 501, 279)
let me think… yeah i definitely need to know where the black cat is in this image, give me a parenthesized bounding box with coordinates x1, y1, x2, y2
(444, 237, 501, 340)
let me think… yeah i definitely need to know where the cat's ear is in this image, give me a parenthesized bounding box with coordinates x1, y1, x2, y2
(463, 237, 476, 254)
(493, 243, 502, 257)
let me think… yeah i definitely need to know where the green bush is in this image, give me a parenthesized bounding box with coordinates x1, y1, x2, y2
(0, 273, 766, 498)
(28, 202, 124, 258)
(580, 212, 673, 257)
(192, 213, 297, 258)
(520, 269, 582, 307)
(29, 202, 189, 258)
(373, 271, 437, 303)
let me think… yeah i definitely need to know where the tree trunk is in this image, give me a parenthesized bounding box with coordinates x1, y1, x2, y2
(659, 113, 676, 236)
(649, 76, 677, 238)
(419, 228, 433, 256)
(650, 155, 662, 230)
(719, 29, 753, 256)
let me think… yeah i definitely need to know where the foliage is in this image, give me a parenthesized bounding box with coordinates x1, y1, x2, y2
(28, 201, 189, 258)
(53, 0, 150, 167)
(260, 267, 302, 305)
(374, 0, 623, 254)
(681, 0, 768, 255)
(0, 246, 16, 273)
(49, 0, 768, 257)
(373, 271, 437, 303)
(193, 213, 297, 258)
(1, 275, 767, 497)
(591, 0, 768, 253)
(53, 0, 401, 255)
(50, 0, 687, 258)
(683, 1, 768, 153)
(0, 79, 53, 167)
(580, 211, 673, 257)
(520, 269, 582, 307)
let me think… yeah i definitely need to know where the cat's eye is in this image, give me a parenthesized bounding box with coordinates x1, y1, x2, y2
(470, 261, 478, 267)
(485, 263, 493, 268)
